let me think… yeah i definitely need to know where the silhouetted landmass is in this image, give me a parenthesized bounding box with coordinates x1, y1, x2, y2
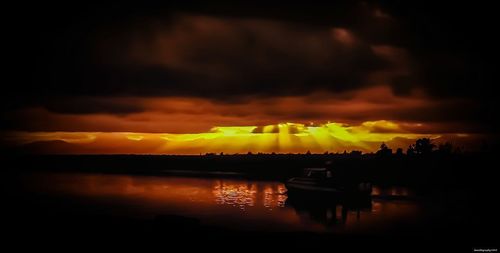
(2, 150, 495, 190)
(2, 139, 498, 251)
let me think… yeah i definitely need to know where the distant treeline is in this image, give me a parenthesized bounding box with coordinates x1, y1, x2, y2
(3, 138, 495, 192)
(202, 138, 464, 157)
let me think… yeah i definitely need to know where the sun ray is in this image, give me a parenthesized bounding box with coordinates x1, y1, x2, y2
(3, 121, 447, 154)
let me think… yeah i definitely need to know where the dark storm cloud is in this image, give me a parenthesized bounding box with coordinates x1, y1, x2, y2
(5, 2, 400, 101)
(380, 1, 498, 99)
(2, 1, 498, 133)
(96, 14, 394, 98)
(22, 16, 393, 103)
(42, 97, 145, 115)
(5, 1, 497, 100)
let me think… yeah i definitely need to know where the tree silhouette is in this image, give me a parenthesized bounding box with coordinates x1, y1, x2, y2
(414, 138, 435, 155)
(380, 143, 388, 150)
(407, 144, 416, 156)
(438, 142, 453, 155)
(396, 148, 404, 156)
(376, 142, 392, 156)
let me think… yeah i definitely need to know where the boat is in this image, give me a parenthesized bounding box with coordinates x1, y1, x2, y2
(285, 167, 372, 199)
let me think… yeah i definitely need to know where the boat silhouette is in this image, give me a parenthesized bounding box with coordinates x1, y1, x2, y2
(285, 167, 372, 201)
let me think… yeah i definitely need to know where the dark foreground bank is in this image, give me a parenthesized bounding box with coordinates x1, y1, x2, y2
(2, 153, 498, 251)
(4, 187, 497, 252)
(2, 152, 498, 185)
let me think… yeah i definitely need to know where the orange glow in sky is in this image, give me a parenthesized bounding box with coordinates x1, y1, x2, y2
(2, 120, 462, 154)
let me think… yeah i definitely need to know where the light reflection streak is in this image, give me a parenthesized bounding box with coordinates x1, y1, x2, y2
(18, 173, 421, 232)
(212, 181, 288, 210)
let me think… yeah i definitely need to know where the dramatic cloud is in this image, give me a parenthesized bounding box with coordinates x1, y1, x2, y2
(102, 14, 394, 98)
(2, 86, 483, 134)
(2, 1, 498, 153)
(2, 120, 463, 155)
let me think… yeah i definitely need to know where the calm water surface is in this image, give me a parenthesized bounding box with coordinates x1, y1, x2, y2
(17, 173, 426, 234)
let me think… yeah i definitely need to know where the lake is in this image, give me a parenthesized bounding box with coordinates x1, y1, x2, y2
(12, 172, 427, 235)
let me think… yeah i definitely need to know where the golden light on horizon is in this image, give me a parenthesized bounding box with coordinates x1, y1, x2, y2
(2, 120, 451, 154)
(126, 134, 144, 141)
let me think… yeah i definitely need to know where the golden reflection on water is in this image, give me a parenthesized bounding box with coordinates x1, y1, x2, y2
(212, 181, 287, 210)
(20, 173, 420, 233)
(371, 186, 412, 197)
(25, 173, 290, 211)
(264, 185, 288, 209)
(213, 181, 257, 208)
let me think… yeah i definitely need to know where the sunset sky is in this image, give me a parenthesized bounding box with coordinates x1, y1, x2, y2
(1, 1, 498, 154)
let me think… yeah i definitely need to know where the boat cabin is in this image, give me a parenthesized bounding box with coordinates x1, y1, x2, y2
(303, 168, 333, 179)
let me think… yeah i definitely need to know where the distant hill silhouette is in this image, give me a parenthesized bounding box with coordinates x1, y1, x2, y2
(19, 140, 80, 154)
